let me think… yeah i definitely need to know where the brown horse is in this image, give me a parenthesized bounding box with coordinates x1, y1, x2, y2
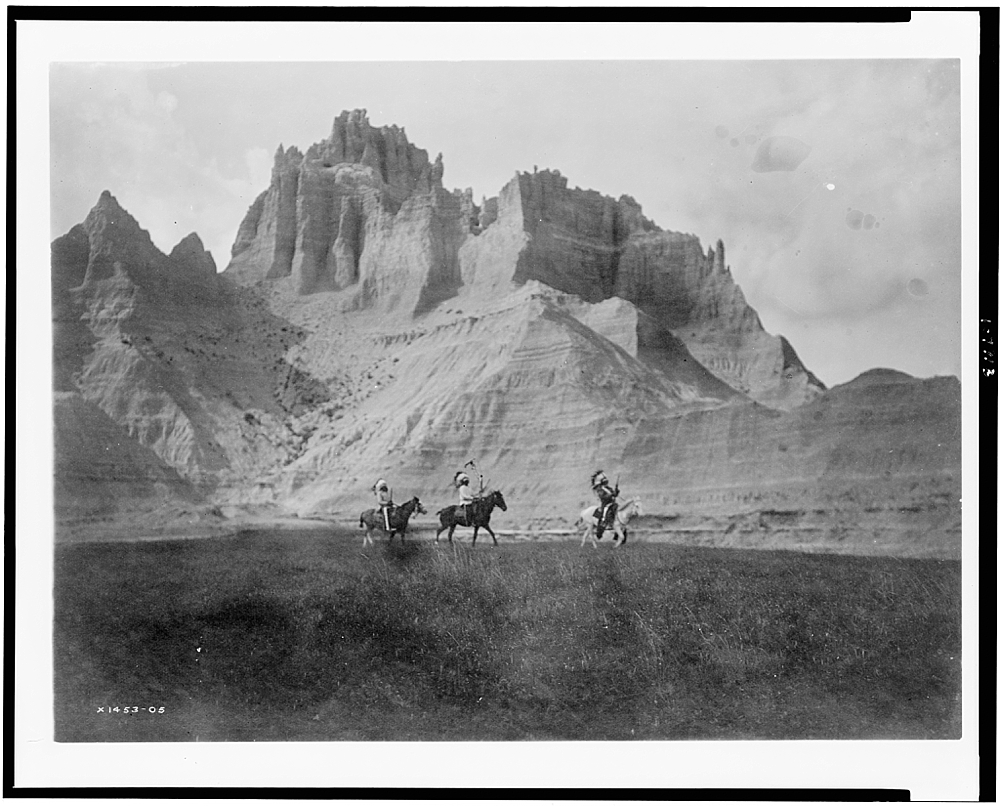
(359, 496, 427, 547)
(435, 490, 508, 546)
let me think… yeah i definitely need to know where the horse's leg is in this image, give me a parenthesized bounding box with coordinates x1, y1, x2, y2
(471, 526, 479, 547)
(485, 524, 498, 546)
(448, 524, 456, 543)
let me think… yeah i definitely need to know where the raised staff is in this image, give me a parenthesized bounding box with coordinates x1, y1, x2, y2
(435, 461, 508, 546)
(590, 469, 619, 541)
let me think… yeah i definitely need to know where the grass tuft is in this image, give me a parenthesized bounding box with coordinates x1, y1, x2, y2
(55, 532, 961, 741)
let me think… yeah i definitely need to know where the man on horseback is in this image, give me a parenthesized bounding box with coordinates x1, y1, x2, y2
(436, 473, 507, 547)
(591, 469, 619, 541)
(454, 470, 476, 525)
(373, 478, 394, 531)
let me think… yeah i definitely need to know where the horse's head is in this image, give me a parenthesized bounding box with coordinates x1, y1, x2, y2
(411, 496, 427, 515)
(632, 496, 644, 517)
(491, 490, 508, 512)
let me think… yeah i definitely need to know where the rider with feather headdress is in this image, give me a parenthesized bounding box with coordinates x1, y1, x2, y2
(454, 470, 476, 525)
(372, 478, 394, 531)
(591, 469, 619, 540)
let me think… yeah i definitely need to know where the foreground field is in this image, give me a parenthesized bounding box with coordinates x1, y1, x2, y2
(54, 528, 961, 741)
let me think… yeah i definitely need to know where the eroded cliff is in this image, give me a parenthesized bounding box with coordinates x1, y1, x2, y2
(52, 192, 331, 503)
(461, 169, 826, 409)
(225, 109, 464, 312)
(50, 111, 960, 557)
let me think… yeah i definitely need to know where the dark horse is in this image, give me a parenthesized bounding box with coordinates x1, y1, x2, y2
(435, 490, 508, 546)
(359, 496, 427, 547)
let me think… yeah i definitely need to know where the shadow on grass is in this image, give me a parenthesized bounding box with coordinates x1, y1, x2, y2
(54, 536, 962, 741)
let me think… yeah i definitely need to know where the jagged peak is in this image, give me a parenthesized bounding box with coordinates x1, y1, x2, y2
(170, 232, 218, 276)
(84, 191, 147, 241)
(778, 335, 826, 390)
(171, 232, 205, 252)
(334, 108, 370, 127)
(272, 144, 303, 173)
(169, 232, 216, 272)
(91, 189, 129, 217)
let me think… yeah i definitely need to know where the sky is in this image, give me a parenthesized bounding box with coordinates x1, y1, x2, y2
(18, 20, 982, 795)
(49, 45, 964, 389)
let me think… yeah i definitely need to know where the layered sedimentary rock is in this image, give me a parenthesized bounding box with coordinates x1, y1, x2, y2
(459, 169, 825, 409)
(223, 111, 822, 407)
(279, 310, 959, 557)
(225, 109, 464, 312)
(276, 282, 741, 518)
(51, 111, 960, 557)
(626, 370, 960, 509)
(623, 369, 961, 557)
(54, 391, 199, 521)
(458, 170, 653, 301)
(616, 234, 824, 408)
(52, 192, 330, 496)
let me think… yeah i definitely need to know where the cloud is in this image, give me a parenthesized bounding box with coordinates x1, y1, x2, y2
(156, 90, 178, 113)
(641, 60, 960, 383)
(48, 60, 961, 385)
(245, 147, 273, 194)
(50, 64, 264, 266)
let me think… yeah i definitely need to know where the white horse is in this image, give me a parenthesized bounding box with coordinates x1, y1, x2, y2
(579, 497, 644, 548)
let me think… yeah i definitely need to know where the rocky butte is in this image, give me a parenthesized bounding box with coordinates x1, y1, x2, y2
(51, 109, 961, 558)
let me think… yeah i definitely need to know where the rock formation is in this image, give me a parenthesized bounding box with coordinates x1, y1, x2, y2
(52, 191, 330, 507)
(50, 111, 960, 558)
(460, 168, 826, 409)
(225, 109, 465, 312)
(54, 391, 199, 521)
(223, 112, 823, 408)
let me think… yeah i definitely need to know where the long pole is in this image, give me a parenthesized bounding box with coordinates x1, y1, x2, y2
(466, 459, 483, 495)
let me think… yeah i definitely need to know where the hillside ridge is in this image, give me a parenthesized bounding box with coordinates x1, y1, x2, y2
(50, 112, 961, 558)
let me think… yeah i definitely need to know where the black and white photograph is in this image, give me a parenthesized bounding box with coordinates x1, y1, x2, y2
(15, 15, 981, 795)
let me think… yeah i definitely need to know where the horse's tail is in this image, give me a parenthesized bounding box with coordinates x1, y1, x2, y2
(359, 513, 364, 528)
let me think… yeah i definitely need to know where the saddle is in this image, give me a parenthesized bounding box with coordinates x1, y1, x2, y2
(456, 499, 481, 526)
(596, 502, 618, 529)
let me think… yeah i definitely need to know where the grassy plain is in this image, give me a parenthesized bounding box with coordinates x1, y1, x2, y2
(54, 526, 961, 742)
